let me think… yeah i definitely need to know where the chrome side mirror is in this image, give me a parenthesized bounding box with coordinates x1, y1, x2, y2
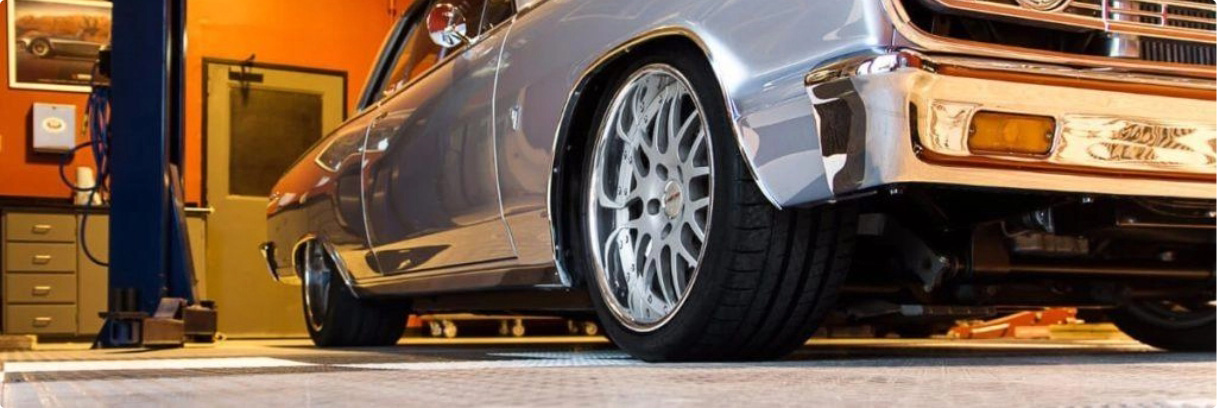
(426, 3, 470, 48)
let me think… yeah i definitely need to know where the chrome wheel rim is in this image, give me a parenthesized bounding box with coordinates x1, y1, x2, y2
(587, 64, 713, 332)
(302, 243, 332, 331)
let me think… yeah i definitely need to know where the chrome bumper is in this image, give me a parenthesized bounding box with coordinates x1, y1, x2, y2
(805, 49, 1217, 200)
(258, 242, 281, 283)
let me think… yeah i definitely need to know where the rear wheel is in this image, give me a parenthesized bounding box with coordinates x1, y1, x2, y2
(301, 241, 407, 347)
(1110, 300, 1215, 352)
(578, 53, 857, 361)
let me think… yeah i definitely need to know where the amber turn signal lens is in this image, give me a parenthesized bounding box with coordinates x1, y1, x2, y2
(967, 112, 1056, 156)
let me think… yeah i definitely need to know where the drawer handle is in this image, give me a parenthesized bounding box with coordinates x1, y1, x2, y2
(32, 254, 53, 264)
(33, 317, 53, 327)
(31, 224, 53, 234)
(32, 285, 53, 296)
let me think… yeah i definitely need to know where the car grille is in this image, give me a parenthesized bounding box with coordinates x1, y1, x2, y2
(1066, 0, 1216, 36)
(1142, 37, 1217, 64)
(928, 0, 1217, 65)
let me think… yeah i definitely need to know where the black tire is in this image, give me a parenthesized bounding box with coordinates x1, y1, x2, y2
(302, 243, 407, 347)
(577, 52, 857, 361)
(1109, 302, 1215, 352)
(29, 38, 53, 58)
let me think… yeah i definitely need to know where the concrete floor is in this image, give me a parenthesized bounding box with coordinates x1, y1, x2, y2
(1, 338, 1213, 407)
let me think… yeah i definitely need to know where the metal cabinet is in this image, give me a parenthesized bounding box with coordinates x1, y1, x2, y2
(1, 210, 207, 337)
(3, 212, 82, 335)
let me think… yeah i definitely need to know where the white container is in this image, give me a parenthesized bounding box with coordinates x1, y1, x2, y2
(74, 166, 102, 206)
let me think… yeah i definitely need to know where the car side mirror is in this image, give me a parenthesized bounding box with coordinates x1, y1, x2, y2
(426, 2, 470, 48)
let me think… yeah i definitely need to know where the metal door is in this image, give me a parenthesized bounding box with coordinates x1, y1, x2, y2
(361, 3, 516, 275)
(205, 61, 345, 336)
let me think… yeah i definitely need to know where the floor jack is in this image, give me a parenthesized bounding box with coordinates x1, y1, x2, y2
(947, 308, 1078, 340)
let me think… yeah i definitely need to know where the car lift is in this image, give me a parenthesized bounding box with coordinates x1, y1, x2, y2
(95, 0, 216, 348)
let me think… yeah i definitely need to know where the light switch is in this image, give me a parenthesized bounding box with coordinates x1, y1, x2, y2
(32, 103, 76, 154)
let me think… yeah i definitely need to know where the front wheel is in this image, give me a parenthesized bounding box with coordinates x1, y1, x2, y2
(301, 241, 407, 347)
(578, 54, 857, 361)
(28, 39, 53, 58)
(1110, 300, 1215, 352)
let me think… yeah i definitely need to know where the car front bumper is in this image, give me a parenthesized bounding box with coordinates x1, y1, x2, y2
(804, 49, 1217, 200)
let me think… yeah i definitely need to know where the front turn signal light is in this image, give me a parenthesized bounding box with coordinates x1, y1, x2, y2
(967, 111, 1056, 156)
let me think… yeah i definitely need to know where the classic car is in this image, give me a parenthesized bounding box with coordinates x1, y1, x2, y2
(18, 33, 105, 59)
(262, 0, 1216, 360)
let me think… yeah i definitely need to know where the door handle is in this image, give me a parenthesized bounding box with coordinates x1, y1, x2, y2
(33, 317, 53, 327)
(32, 254, 53, 264)
(32, 285, 53, 296)
(31, 224, 53, 234)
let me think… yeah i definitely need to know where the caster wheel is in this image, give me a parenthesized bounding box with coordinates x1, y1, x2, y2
(510, 319, 526, 337)
(582, 321, 599, 337)
(567, 320, 581, 335)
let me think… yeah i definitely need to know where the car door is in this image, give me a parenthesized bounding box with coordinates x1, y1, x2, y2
(362, 0, 517, 275)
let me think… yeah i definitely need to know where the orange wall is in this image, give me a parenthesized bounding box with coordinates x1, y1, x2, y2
(1, 0, 406, 203)
(183, 0, 407, 204)
(0, 5, 91, 199)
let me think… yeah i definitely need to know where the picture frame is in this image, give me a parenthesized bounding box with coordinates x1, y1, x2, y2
(6, 0, 112, 92)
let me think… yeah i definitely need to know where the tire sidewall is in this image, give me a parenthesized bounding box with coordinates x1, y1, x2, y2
(1110, 302, 1216, 352)
(302, 256, 348, 345)
(30, 39, 53, 58)
(579, 52, 744, 361)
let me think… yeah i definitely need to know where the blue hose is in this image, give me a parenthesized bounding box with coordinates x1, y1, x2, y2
(58, 65, 112, 267)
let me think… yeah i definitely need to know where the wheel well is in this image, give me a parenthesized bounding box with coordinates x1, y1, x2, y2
(551, 35, 713, 286)
(292, 239, 313, 280)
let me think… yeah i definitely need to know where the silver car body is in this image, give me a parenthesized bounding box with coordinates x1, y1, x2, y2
(265, 0, 1216, 295)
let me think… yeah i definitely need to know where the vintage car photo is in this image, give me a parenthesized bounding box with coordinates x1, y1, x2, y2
(262, 0, 1216, 361)
(6, 0, 111, 91)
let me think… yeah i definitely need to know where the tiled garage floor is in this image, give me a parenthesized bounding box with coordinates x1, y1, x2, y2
(2, 338, 1213, 407)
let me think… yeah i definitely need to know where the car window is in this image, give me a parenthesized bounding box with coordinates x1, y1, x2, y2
(378, 20, 444, 97)
(479, 0, 514, 34)
(376, 0, 509, 99)
(356, 9, 411, 111)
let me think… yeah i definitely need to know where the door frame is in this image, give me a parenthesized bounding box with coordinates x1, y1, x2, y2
(200, 58, 348, 207)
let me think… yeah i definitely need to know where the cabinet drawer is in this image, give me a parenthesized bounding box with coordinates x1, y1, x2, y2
(5, 305, 76, 334)
(6, 243, 77, 272)
(6, 274, 77, 303)
(5, 213, 76, 242)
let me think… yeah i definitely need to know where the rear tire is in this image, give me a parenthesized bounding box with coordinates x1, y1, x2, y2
(301, 242, 407, 347)
(578, 52, 857, 361)
(1110, 301, 1215, 352)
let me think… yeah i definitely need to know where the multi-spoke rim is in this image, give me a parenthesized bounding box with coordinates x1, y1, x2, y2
(302, 243, 332, 331)
(587, 64, 714, 332)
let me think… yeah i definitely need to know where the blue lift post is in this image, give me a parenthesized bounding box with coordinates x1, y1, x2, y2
(101, 0, 194, 347)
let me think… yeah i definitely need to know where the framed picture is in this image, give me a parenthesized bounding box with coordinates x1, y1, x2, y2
(7, 0, 111, 92)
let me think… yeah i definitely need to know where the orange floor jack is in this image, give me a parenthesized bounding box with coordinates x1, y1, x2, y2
(948, 308, 1078, 339)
